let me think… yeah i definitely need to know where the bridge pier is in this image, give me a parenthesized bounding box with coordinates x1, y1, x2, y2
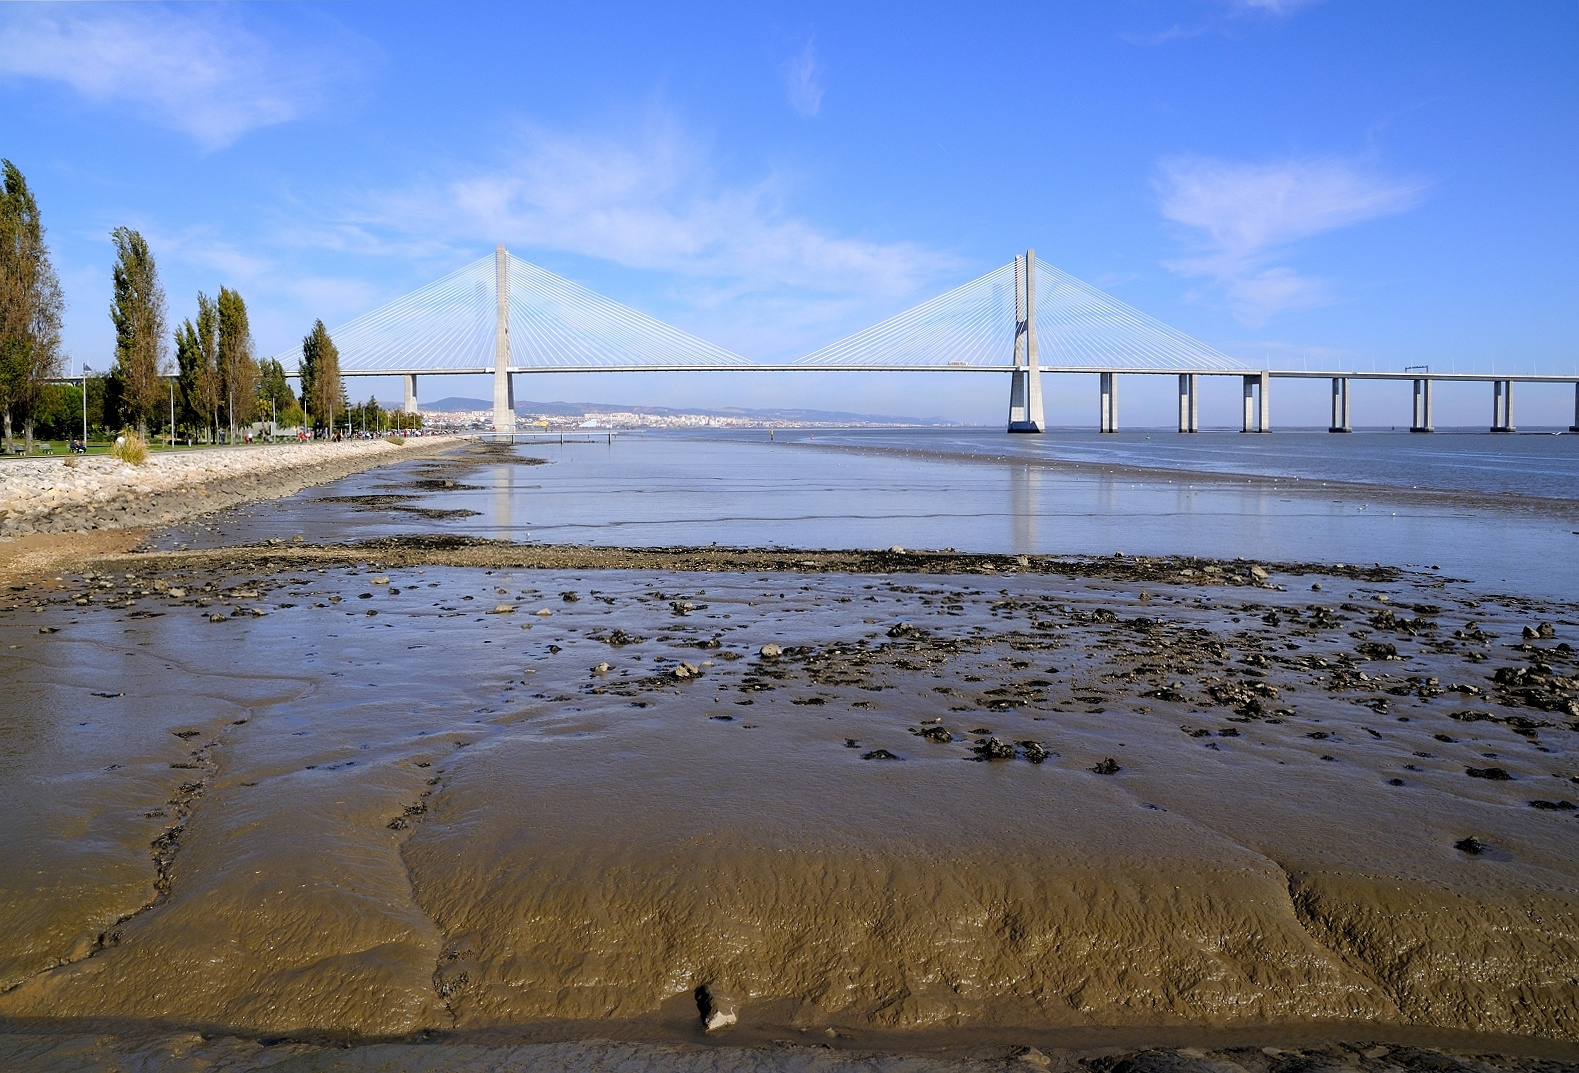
(1177, 373, 1198, 433)
(492, 244, 516, 436)
(1099, 372, 1118, 433)
(1241, 373, 1269, 432)
(1491, 379, 1515, 432)
(1006, 251, 1045, 433)
(1572, 383, 1579, 433)
(1329, 377, 1351, 432)
(1410, 378, 1434, 432)
(403, 373, 418, 415)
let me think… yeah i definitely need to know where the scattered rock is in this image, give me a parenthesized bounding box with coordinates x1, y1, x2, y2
(759, 643, 782, 658)
(533, 608, 553, 617)
(920, 725, 953, 743)
(1465, 766, 1512, 781)
(1092, 758, 1121, 775)
(694, 984, 737, 1033)
(1019, 740, 1051, 763)
(1454, 836, 1487, 855)
(488, 604, 515, 614)
(1528, 799, 1577, 811)
(861, 749, 901, 761)
(370, 576, 390, 585)
(207, 613, 227, 623)
(591, 662, 611, 675)
(973, 736, 1016, 760)
(38, 625, 58, 634)
(672, 662, 700, 680)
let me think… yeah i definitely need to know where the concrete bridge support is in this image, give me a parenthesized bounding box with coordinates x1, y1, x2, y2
(403, 374, 418, 414)
(1572, 383, 1579, 433)
(1329, 377, 1351, 432)
(1410, 378, 1434, 432)
(1242, 372, 1269, 432)
(1491, 379, 1515, 432)
(1099, 372, 1118, 433)
(1177, 373, 1198, 433)
(492, 244, 516, 436)
(1006, 251, 1045, 433)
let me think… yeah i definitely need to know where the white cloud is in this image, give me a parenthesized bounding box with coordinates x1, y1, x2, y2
(782, 40, 825, 117)
(313, 116, 959, 358)
(352, 117, 952, 300)
(0, 4, 359, 148)
(1155, 155, 1425, 323)
(1230, 0, 1324, 15)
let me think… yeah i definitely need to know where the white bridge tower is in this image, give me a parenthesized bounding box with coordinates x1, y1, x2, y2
(1006, 250, 1045, 433)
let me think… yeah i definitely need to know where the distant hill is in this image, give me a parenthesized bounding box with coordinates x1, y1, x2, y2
(418, 397, 957, 426)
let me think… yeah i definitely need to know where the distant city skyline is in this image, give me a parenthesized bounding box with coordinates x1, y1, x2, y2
(1, 1, 1576, 426)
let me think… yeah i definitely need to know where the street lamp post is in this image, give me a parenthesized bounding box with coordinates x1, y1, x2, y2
(81, 363, 90, 447)
(169, 379, 175, 449)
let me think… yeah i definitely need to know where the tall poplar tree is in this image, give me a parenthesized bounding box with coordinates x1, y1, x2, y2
(174, 291, 223, 441)
(0, 160, 65, 453)
(217, 286, 256, 439)
(109, 227, 166, 438)
(297, 320, 341, 432)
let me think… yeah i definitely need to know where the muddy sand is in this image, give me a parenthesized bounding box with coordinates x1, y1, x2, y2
(0, 444, 1576, 1071)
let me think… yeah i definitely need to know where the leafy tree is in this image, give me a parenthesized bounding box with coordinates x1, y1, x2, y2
(217, 286, 255, 437)
(109, 227, 167, 438)
(256, 357, 295, 422)
(297, 319, 341, 431)
(0, 160, 65, 453)
(174, 292, 221, 441)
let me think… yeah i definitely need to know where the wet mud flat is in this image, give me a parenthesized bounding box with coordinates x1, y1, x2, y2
(1, 538, 1577, 1070)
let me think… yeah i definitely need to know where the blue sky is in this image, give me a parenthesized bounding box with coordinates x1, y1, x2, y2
(2, 0, 1576, 426)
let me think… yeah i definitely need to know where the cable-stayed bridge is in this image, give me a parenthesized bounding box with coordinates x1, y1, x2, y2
(275, 246, 1579, 435)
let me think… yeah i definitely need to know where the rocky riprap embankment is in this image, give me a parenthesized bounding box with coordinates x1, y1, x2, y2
(0, 439, 462, 539)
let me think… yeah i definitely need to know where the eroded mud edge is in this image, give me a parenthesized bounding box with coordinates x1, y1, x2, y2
(85, 534, 1405, 587)
(1, 1014, 1577, 1071)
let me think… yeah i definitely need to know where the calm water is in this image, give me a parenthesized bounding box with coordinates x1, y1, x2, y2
(163, 428, 1579, 598)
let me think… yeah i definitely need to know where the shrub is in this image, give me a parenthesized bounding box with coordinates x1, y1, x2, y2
(110, 428, 148, 465)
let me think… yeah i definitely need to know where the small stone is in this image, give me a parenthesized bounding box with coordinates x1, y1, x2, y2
(1091, 757, 1121, 775)
(759, 643, 782, 658)
(695, 985, 737, 1034)
(1012, 1046, 1051, 1068)
(533, 608, 552, 617)
(488, 604, 515, 614)
(920, 726, 952, 743)
(1362, 1046, 1390, 1060)
(207, 613, 227, 623)
(1249, 564, 1268, 581)
(672, 662, 700, 679)
(973, 736, 1016, 760)
(1466, 766, 1512, 780)
(1454, 836, 1486, 855)
(38, 625, 58, 634)
(1019, 741, 1051, 763)
(861, 749, 901, 761)
(1537, 621, 1556, 639)
(889, 545, 905, 554)
(1016, 555, 1029, 567)
(1311, 582, 1321, 591)
(592, 662, 611, 675)
(370, 576, 390, 585)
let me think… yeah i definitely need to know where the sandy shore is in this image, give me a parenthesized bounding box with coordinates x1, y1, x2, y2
(0, 437, 467, 546)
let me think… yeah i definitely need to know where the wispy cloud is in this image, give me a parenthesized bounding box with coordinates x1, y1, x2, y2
(1229, 0, 1324, 15)
(782, 40, 825, 117)
(349, 117, 950, 299)
(0, 4, 363, 148)
(309, 115, 956, 357)
(1155, 155, 1425, 323)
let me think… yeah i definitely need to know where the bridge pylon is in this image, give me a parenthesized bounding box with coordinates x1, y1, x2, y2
(492, 244, 516, 435)
(1006, 250, 1045, 433)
